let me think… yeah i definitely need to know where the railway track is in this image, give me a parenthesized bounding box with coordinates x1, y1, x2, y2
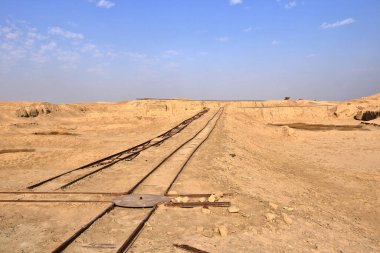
(26, 108, 209, 191)
(50, 107, 224, 253)
(0, 107, 224, 252)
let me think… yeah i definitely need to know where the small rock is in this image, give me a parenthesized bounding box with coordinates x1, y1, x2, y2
(196, 226, 204, 233)
(282, 213, 293, 225)
(283, 206, 294, 211)
(202, 229, 214, 238)
(218, 225, 228, 237)
(229, 153, 236, 158)
(182, 197, 189, 203)
(215, 191, 224, 199)
(269, 202, 278, 210)
(265, 213, 277, 222)
(173, 197, 183, 203)
(199, 197, 206, 202)
(281, 126, 295, 137)
(228, 206, 240, 213)
(201, 208, 211, 214)
(208, 195, 216, 202)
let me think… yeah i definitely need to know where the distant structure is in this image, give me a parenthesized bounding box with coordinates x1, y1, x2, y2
(284, 97, 290, 100)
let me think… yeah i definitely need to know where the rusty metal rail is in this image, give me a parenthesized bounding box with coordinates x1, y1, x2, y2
(116, 206, 157, 253)
(27, 108, 209, 190)
(115, 108, 224, 253)
(0, 200, 111, 203)
(124, 109, 222, 195)
(164, 108, 223, 196)
(0, 107, 226, 253)
(166, 193, 232, 197)
(174, 244, 209, 253)
(49, 108, 224, 253)
(51, 203, 116, 253)
(0, 191, 124, 195)
(165, 202, 231, 208)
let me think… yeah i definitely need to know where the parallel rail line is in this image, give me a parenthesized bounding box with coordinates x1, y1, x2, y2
(50, 107, 224, 253)
(26, 108, 209, 190)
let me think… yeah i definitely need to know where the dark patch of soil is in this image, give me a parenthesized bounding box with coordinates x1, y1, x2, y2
(0, 149, 35, 154)
(270, 123, 368, 131)
(354, 111, 380, 121)
(33, 131, 79, 136)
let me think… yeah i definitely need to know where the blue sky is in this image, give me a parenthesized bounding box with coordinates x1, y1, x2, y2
(0, 0, 379, 102)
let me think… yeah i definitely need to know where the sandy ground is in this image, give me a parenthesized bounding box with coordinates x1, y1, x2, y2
(0, 95, 379, 252)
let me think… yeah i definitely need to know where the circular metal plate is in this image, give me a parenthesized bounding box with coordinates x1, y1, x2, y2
(112, 194, 171, 208)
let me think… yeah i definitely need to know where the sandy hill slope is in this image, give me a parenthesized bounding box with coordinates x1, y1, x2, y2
(332, 93, 380, 119)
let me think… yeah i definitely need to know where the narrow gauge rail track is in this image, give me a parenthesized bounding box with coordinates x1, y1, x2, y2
(50, 107, 224, 253)
(0, 192, 232, 203)
(26, 108, 209, 191)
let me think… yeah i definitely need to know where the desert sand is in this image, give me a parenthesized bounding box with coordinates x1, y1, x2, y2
(0, 94, 379, 252)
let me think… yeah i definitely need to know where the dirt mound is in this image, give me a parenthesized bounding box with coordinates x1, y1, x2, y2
(353, 93, 380, 101)
(332, 94, 380, 119)
(236, 105, 336, 122)
(119, 99, 219, 116)
(16, 103, 59, 117)
(15, 103, 88, 118)
(354, 110, 380, 121)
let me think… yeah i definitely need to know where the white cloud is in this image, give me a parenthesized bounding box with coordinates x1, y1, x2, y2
(97, 0, 115, 9)
(5, 32, 19, 40)
(321, 18, 356, 29)
(243, 27, 252, 32)
(31, 42, 56, 64)
(277, 0, 297, 10)
(272, 40, 280, 46)
(162, 50, 179, 58)
(24, 28, 46, 46)
(40, 42, 57, 51)
(81, 43, 97, 52)
(48, 26, 84, 40)
(125, 51, 159, 66)
(229, 0, 242, 5)
(27, 31, 45, 40)
(81, 43, 102, 57)
(2, 48, 26, 60)
(285, 1, 296, 9)
(0, 26, 20, 40)
(0, 20, 115, 71)
(126, 52, 147, 60)
(30, 53, 49, 64)
(217, 37, 230, 42)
